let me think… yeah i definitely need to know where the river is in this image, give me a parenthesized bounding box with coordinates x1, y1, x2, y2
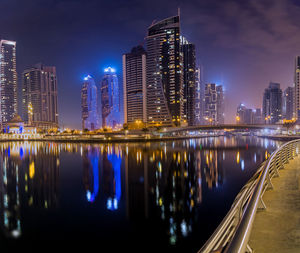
(0, 136, 282, 252)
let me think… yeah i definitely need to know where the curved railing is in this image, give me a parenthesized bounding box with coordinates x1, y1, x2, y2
(199, 139, 300, 253)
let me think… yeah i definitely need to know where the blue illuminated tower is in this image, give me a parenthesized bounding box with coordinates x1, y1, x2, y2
(100, 67, 121, 129)
(81, 75, 99, 130)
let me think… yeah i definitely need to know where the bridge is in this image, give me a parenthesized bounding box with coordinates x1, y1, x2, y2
(164, 124, 282, 133)
(198, 139, 300, 253)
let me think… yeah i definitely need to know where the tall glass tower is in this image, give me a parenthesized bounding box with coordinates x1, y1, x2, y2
(0, 39, 17, 125)
(146, 15, 183, 126)
(22, 63, 58, 129)
(294, 56, 300, 119)
(123, 46, 147, 125)
(100, 67, 121, 129)
(81, 75, 99, 130)
(262, 82, 282, 124)
(181, 36, 196, 126)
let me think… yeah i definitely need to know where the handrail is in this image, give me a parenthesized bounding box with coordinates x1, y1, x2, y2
(198, 139, 300, 253)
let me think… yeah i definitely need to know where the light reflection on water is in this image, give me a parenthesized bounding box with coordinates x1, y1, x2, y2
(0, 137, 281, 252)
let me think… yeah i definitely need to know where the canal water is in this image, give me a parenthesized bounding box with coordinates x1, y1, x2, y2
(0, 136, 282, 252)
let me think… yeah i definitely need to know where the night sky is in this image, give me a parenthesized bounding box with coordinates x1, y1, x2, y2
(1, 0, 300, 129)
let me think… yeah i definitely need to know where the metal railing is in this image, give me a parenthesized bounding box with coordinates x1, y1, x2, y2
(199, 139, 300, 253)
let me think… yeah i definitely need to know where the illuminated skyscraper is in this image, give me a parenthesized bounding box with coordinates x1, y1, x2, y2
(181, 37, 196, 126)
(203, 83, 224, 125)
(123, 46, 147, 124)
(22, 63, 58, 129)
(0, 39, 17, 125)
(100, 67, 121, 128)
(146, 15, 183, 126)
(283, 86, 294, 120)
(194, 66, 205, 125)
(81, 75, 99, 130)
(262, 82, 282, 124)
(294, 56, 300, 119)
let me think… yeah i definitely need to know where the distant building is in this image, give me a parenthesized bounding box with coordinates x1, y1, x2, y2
(146, 15, 183, 126)
(203, 83, 224, 125)
(262, 82, 282, 124)
(0, 39, 17, 125)
(181, 37, 196, 126)
(216, 85, 224, 124)
(194, 67, 203, 125)
(283, 86, 294, 120)
(81, 75, 99, 131)
(100, 67, 121, 129)
(253, 109, 262, 124)
(22, 63, 58, 129)
(122, 46, 147, 125)
(294, 56, 300, 119)
(236, 103, 256, 124)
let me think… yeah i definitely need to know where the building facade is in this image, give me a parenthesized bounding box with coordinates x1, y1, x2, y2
(181, 37, 196, 126)
(22, 63, 58, 129)
(146, 15, 183, 126)
(100, 67, 121, 129)
(194, 66, 205, 125)
(81, 75, 99, 131)
(283, 86, 294, 120)
(0, 40, 17, 125)
(262, 82, 282, 124)
(294, 56, 300, 119)
(123, 46, 147, 125)
(203, 83, 224, 125)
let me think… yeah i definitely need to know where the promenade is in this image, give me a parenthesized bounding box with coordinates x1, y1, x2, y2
(249, 155, 300, 252)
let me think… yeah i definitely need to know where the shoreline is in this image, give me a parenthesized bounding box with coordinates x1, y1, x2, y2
(0, 134, 224, 143)
(256, 135, 300, 141)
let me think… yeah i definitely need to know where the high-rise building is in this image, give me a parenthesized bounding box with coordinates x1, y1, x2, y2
(100, 67, 121, 129)
(123, 46, 147, 125)
(81, 75, 99, 131)
(216, 85, 224, 124)
(253, 109, 262, 124)
(22, 63, 58, 129)
(194, 66, 205, 125)
(236, 103, 254, 124)
(146, 15, 183, 126)
(294, 56, 300, 119)
(0, 40, 17, 125)
(283, 86, 294, 120)
(203, 83, 224, 125)
(262, 82, 282, 124)
(181, 37, 196, 126)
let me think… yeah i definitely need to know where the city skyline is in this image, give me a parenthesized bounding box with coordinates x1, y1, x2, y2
(1, 0, 300, 129)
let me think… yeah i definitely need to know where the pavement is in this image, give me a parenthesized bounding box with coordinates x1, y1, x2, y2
(249, 155, 300, 253)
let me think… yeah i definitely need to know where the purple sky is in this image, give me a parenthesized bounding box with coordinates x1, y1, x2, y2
(1, 0, 300, 128)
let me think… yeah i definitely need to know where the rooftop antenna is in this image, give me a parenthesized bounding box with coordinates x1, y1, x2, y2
(178, 7, 181, 17)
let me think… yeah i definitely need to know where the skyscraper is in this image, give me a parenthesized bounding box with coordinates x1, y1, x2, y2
(123, 46, 147, 125)
(283, 86, 294, 120)
(0, 39, 17, 125)
(22, 63, 58, 129)
(294, 56, 300, 119)
(100, 67, 121, 129)
(203, 83, 224, 125)
(236, 103, 254, 124)
(194, 66, 205, 125)
(81, 75, 99, 130)
(146, 15, 183, 126)
(216, 85, 224, 124)
(262, 82, 282, 124)
(181, 37, 196, 126)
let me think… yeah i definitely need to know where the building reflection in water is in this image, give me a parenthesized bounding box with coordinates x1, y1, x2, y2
(0, 137, 281, 249)
(0, 142, 59, 239)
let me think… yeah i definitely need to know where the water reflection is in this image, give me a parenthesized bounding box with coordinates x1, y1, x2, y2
(0, 137, 281, 252)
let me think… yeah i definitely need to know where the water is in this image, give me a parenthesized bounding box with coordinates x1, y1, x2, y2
(0, 136, 282, 252)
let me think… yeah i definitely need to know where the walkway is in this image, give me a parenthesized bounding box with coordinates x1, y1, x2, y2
(249, 156, 300, 253)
